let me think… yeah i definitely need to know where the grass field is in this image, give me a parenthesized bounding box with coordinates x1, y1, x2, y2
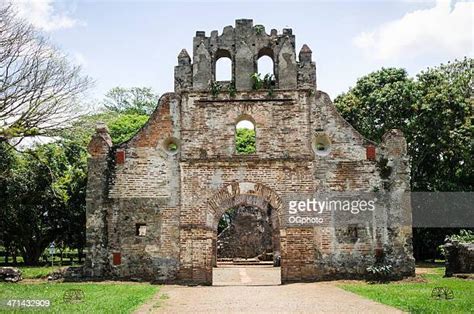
(341, 267, 474, 313)
(0, 282, 159, 313)
(19, 266, 63, 279)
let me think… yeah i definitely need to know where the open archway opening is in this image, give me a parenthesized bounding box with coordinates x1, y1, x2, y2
(213, 203, 281, 286)
(215, 49, 232, 82)
(257, 55, 274, 77)
(215, 57, 232, 81)
(257, 47, 275, 83)
(177, 182, 285, 285)
(217, 205, 276, 261)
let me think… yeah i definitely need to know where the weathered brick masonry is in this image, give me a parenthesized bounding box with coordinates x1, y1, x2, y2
(85, 19, 415, 284)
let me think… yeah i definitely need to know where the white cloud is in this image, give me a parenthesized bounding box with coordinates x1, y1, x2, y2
(11, 0, 83, 31)
(353, 0, 473, 60)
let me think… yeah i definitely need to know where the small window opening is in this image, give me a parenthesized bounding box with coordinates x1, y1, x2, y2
(136, 223, 147, 237)
(216, 57, 232, 81)
(257, 55, 274, 77)
(347, 225, 358, 240)
(235, 119, 256, 154)
(163, 137, 180, 155)
(312, 133, 331, 156)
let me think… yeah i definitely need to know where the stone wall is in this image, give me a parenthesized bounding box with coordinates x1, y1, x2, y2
(444, 241, 474, 276)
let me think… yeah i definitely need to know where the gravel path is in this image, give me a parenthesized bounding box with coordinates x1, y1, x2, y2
(136, 266, 404, 313)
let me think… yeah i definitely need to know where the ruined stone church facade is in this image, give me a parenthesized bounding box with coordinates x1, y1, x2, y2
(85, 19, 415, 284)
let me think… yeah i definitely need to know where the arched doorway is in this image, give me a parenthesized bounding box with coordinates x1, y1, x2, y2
(207, 182, 281, 284)
(213, 204, 281, 285)
(177, 182, 284, 285)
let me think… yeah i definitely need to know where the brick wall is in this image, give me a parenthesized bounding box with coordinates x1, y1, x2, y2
(84, 20, 415, 284)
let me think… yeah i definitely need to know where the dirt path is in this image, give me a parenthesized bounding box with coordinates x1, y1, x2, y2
(136, 266, 404, 313)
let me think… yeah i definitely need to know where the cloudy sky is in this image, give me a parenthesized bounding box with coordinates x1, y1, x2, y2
(10, 0, 474, 103)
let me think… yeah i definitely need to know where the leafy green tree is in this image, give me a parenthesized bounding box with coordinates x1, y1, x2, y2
(335, 58, 473, 192)
(335, 58, 473, 261)
(0, 141, 88, 265)
(107, 114, 149, 144)
(103, 87, 158, 115)
(63, 112, 149, 145)
(236, 128, 256, 154)
(61, 86, 155, 145)
(335, 68, 417, 143)
(410, 59, 473, 191)
(0, 142, 20, 263)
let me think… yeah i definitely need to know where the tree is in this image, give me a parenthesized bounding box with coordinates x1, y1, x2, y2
(236, 128, 256, 154)
(334, 59, 473, 192)
(410, 59, 473, 191)
(63, 111, 149, 145)
(0, 142, 20, 264)
(61, 86, 155, 145)
(0, 141, 88, 265)
(334, 59, 473, 261)
(107, 113, 149, 144)
(334, 68, 417, 143)
(0, 5, 92, 143)
(103, 87, 158, 115)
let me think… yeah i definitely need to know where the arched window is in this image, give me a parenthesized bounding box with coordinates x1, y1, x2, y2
(215, 49, 232, 82)
(235, 118, 256, 154)
(216, 57, 232, 81)
(257, 47, 274, 77)
(257, 55, 274, 77)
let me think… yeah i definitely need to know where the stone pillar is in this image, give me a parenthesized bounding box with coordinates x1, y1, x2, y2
(192, 34, 212, 91)
(281, 227, 317, 283)
(178, 227, 213, 285)
(380, 129, 415, 278)
(277, 37, 297, 89)
(235, 19, 254, 91)
(297, 44, 317, 89)
(84, 123, 112, 278)
(174, 49, 192, 93)
(235, 41, 253, 91)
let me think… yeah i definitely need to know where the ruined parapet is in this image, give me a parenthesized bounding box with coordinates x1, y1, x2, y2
(298, 44, 316, 89)
(174, 19, 316, 93)
(87, 123, 112, 157)
(378, 129, 415, 277)
(174, 49, 192, 93)
(84, 123, 112, 278)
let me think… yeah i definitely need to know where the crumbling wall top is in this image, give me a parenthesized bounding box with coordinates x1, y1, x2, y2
(174, 19, 316, 92)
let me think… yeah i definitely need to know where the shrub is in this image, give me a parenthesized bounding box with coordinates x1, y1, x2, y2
(366, 264, 393, 283)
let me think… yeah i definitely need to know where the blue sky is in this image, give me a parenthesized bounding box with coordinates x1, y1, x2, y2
(12, 0, 474, 104)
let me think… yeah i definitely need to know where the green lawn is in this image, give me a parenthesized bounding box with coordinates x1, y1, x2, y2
(0, 282, 159, 313)
(19, 266, 63, 279)
(341, 268, 474, 313)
